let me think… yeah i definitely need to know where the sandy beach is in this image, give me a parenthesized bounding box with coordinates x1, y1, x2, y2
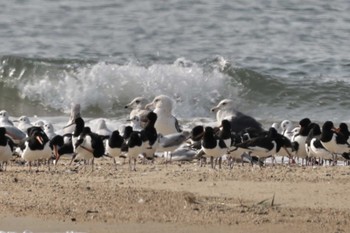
(1, 157, 350, 233)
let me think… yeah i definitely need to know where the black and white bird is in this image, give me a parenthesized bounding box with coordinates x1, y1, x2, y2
(0, 127, 15, 171)
(106, 130, 125, 168)
(232, 127, 292, 165)
(291, 118, 312, 164)
(305, 123, 332, 164)
(125, 96, 150, 129)
(320, 121, 350, 164)
(140, 111, 158, 160)
(71, 126, 105, 171)
(20, 126, 52, 171)
(210, 99, 264, 134)
(201, 126, 228, 169)
(126, 131, 143, 171)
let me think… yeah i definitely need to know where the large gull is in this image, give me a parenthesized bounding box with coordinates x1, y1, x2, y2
(211, 99, 263, 134)
(145, 95, 181, 136)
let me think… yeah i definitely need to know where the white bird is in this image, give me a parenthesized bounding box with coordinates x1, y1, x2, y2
(43, 122, 57, 140)
(64, 103, 81, 134)
(125, 97, 150, 129)
(145, 95, 182, 136)
(0, 110, 14, 126)
(280, 120, 295, 140)
(210, 99, 263, 134)
(13, 116, 33, 134)
(95, 119, 112, 139)
(0, 110, 26, 143)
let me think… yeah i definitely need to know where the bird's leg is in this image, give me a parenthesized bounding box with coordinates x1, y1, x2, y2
(210, 157, 214, 169)
(69, 153, 77, 166)
(218, 157, 222, 169)
(133, 158, 136, 171)
(113, 158, 118, 170)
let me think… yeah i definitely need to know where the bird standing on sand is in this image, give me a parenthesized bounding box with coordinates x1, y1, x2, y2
(201, 126, 228, 169)
(125, 97, 150, 129)
(106, 130, 125, 168)
(211, 99, 263, 134)
(0, 110, 26, 143)
(72, 126, 105, 171)
(13, 116, 33, 134)
(320, 121, 350, 164)
(0, 127, 15, 171)
(64, 103, 81, 134)
(145, 95, 182, 136)
(20, 126, 52, 171)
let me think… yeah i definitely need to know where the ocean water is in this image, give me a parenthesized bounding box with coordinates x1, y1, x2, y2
(1, 0, 350, 131)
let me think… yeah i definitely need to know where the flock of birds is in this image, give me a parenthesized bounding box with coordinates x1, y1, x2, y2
(1, 94, 350, 172)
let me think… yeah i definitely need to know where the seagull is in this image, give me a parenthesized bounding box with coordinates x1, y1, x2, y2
(63, 103, 81, 134)
(145, 95, 182, 136)
(280, 120, 295, 140)
(43, 122, 57, 140)
(0, 110, 14, 126)
(125, 97, 150, 129)
(0, 110, 26, 143)
(95, 119, 112, 140)
(0, 127, 15, 171)
(210, 99, 264, 134)
(13, 116, 33, 134)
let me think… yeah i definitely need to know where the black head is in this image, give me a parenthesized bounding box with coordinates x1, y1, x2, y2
(322, 121, 334, 132)
(221, 120, 231, 130)
(190, 125, 204, 141)
(339, 123, 349, 134)
(123, 126, 133, 139)
(146, 111, 158, 126)
(299, 118, 311, 128)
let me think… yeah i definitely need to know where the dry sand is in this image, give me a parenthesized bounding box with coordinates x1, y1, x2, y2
(1, 157, 350, 233)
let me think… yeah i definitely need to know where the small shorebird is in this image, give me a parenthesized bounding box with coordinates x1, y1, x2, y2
(0, 127, 15, 171)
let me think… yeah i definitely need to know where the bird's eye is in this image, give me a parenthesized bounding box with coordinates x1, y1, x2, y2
(222, 103, 226, 105)
(135, 100, 140, 104)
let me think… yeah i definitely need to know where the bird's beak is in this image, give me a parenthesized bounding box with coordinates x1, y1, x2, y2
(191, 131, 205, 141)
(145, 102, 154, 110)
(36, 136, 44, 145)
(53, 145, 60, 164)
(211, 106, 219, 112)
(124, 102, 131, 109)
(63, 121, 75, 129)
